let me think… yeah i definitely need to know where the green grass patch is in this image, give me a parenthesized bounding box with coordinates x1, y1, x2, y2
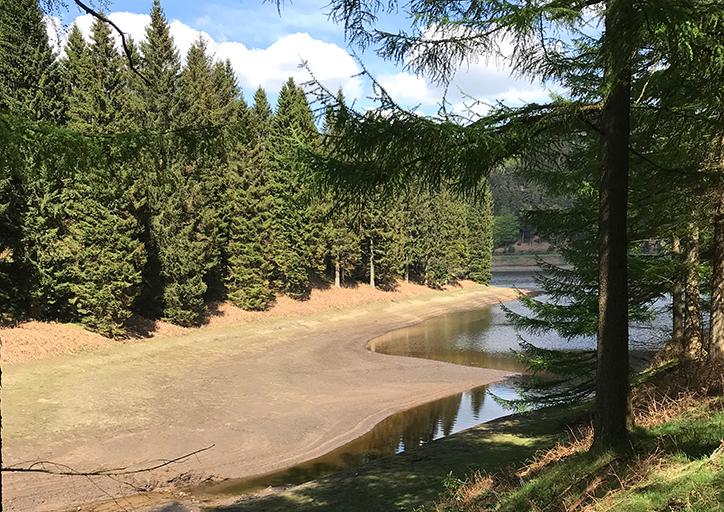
(435, 397, 723, 512)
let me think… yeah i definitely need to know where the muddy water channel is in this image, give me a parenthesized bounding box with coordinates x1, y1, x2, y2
(202, 271, 664, 496)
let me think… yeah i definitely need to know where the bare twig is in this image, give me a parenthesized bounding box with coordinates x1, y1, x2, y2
(72, 0, 151, 85)
(2, 444, 215, 476)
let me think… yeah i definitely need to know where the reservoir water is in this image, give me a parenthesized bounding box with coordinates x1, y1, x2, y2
(201, 270, 665, 496)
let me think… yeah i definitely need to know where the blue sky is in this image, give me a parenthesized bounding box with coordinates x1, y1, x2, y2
(51, 0, 552, 116)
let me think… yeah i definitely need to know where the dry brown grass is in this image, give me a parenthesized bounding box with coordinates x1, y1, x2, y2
(429, 471, 497, 512)
(517, 423, 594, 479)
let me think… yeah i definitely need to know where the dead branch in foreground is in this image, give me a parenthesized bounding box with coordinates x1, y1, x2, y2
(1, 444, 214, 477)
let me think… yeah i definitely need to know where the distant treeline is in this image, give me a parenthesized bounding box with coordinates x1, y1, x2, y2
(0, 0, 493, 336)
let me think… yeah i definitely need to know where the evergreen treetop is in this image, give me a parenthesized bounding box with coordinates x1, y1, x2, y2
(139, 0, 181, 130)
(0, 0, 64, 122)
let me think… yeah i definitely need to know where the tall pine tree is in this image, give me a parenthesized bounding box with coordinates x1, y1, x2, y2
(267, 79, 319, 299)
(226, 88, 275, 310)
(466, 182, 494, 284)
(0, 0, 64, 122)
(59, 17, 146, 335)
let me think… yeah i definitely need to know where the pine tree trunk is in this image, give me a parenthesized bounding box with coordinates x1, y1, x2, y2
(711, 195, 724, 362)
(684, 224, 703, 360)
(594, 0, 632, 446)
(370, 238, 376, 289)
(334, 259, 341, 288)
(672, 237, 685, 347)
(405, 263, 409, 283)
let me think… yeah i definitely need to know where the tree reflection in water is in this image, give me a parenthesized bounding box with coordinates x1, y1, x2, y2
(202, 384, 514, 497)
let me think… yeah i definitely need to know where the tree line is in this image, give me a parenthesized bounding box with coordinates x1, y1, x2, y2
(0, 0, 494, 336)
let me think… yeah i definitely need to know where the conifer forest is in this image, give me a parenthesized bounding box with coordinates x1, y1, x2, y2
(0, 0, 493, 336)
(1, 0, 723, 511)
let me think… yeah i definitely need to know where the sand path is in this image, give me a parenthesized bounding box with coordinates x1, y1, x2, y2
(2, 285, 520, 511)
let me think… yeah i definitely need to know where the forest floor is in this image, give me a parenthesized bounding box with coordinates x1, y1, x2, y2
(1, 283, 521, 512)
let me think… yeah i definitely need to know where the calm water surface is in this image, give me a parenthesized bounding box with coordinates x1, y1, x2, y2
(201, 271, 665, 496)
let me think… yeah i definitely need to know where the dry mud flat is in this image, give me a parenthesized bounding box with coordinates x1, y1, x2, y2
(2, 285, 521, 511)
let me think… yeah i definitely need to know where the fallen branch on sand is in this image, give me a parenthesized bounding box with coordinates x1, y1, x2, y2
(1, 444, 215, 477)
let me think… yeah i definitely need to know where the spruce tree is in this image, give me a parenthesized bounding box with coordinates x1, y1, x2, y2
(138, 0, 205, 324)
(317, 92, 361, 287)
(152, 176, 210, 326)
(61, 26, 91, 128)
(0, 0, 64, 314)
(177, 38, 232, 299)
(7, 22, 150, 334)
(214, 59, 243, 125)
(407, 188, 468, 288)
(226, 87, 275, 310)
(267, 78, 319, 299)
(178, 37, 221, 127)
(466, 182, 494, 284)
(66, 17, 127, 131)
(64, 164, 145, 336)
(0, 0, 64, 122)
(361, 199, 403, 290)
(139, 0, 181, 131)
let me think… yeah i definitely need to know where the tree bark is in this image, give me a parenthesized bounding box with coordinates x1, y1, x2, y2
(711, 195, 724, 362)
(594, 0, 632, 446)
(672, 237, 685, 347)
(334, 258, 341, 288)
(369, 238, 376, 289)
(684, 224, 703, 360)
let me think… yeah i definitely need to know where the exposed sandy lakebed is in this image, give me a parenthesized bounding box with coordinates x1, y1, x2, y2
(2, 284, 522, 511)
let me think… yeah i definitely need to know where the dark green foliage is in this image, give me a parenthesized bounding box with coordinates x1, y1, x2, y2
(5, 116, 145, 334)
(153, 170, 210, 326)
(0, 0, 64, 316)
(466, 184, 494, 284)
(64, 174, 145, 336)
(408, 190, 468, 288)
(267, 78, 319, 299)
(0, 0, 64, 122)
(316, 92, 362, 286)
(2, 0, 496, 334)
(153, 128, 229, 325)
(493, 214, 519, 248)
(176, 38, 238, 300)
(361, 201, 403, 290)
(178, 37, 222, 127)
(489, 166, 569, 216)
(226, 89, 274, 310)
(65, 18, 128, 131)
(139, 0, 181, 131)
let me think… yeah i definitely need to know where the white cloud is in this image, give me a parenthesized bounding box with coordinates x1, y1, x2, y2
(54, 11, 552, 116)
(43, 15, 63, 53)
(377, 72, 436, 105)
(214, 33, 363, 99)
(62, 12, 363, 102)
